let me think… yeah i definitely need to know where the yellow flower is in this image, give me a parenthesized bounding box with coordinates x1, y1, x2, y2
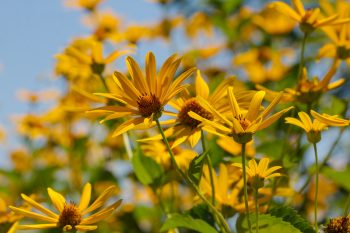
(141, 140, 197, 170)
(65, 0, 103, 11)
(217, 137, 255, 157)
(66, 41, 131, 75)
(311, 110, 349, 127)
(0, 198, 22, 233)
(285, 111, 335, 143)
(140, 71, 250, 148)
(252, 4, 296, 35)
(233, 158, 282, 188)
(88, 52, 196, 137)
(270, 0, 350, 33)
(257, 64, 345, 104)
(189, 87, 293, 144)
(10, 183, 121, 232)
(233, 47, 292, 83)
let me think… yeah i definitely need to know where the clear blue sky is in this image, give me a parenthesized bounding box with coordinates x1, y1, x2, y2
(0, 0, 167, 160)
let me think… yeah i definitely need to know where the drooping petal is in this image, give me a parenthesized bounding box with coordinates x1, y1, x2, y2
(21, 194, 59, 218)
(285, 117, 308, 131)
(112, 117, 145, 137)
(9, 206, 58, 223)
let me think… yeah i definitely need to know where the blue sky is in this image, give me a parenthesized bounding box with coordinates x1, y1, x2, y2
(0, 0, 166, 159)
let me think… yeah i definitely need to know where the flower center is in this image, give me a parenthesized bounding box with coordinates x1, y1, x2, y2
(235, 114, 251, 130)
(178, 98, 213, 128)
(58, 203, 82, 229)
(137, 94, 162, 118)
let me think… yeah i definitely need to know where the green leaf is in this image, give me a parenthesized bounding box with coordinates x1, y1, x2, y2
(160, 213, 218, 233)
(322, 166, 350, 192)
(131, 149, 164, 186)
(187, 150, 208, 185)
(237, 214, 302, 233)
(269, 205, 314, 233)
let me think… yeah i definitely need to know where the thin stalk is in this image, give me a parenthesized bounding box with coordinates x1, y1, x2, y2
(343, 194, 350, 216)
(298, 128, 344, 194)
(201, 130, 216, 205)
(155, 119, 231, 233)
(241, 143, 252, 233)
(254, 188, 259, 233)
(312, 143, 319, 233)
(297, 33, 308, 83)
(97, 73, 109, 92)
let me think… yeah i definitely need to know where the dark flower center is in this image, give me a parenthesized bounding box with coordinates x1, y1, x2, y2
(137, 94, 162, 118)
(58, 203, 82, 229)
(178, 98, 213, 128)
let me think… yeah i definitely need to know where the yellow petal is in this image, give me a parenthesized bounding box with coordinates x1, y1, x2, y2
(311, 110, 349, 126)
(75, 225, 98, 231)
(17, 224, 58, 230)
(270, 2, 301, 22)
(259, 106, 294, 130)
(298, 112, 313, 131)
(21, 194, 58, 218)
(82, 185, 117, 215)
(126, 56, 149, 94)
(79, 183, 92, 212)
(188, 129, 202, 148)
(112, 117, 145, 137)
(145, 52, 157, 94)
(228, 87, 241, 117)
(195, 70, 210, 99)
(257, 158, 270, 176)
(291, 0, 305, 15)
(92, 42, 103, 64)
(47, 188, 66, 212)
(9, 206, 58, 223)
(246, 91, 265, 122)
(285, 117, 308, 131)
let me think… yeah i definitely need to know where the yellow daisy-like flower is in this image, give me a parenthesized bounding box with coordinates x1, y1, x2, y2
(88, 52, 196, 137)
(189, 87, 293, 144)
(270, 0, 350, 33)
(140, 71, 252, 148)
(233, 158, 282, 188)
(10, 183, 121, 232)
(285, 111, 330, 143)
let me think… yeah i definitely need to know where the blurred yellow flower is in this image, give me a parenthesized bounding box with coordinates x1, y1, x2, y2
(233, 158, 282, 188)
(65, 0, 103, 11)
(10, 183, 121, 232)
(270, 0, 350, 33)
(217, 137, 255, 157)
(311, 110, 349, 127)
(88, 52, 195, 137)
(0, 197, 22, 233)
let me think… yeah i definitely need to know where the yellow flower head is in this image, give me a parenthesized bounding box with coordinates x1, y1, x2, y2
(189, 87, 293, 144)
(270, 0, 350, 33)
(10, 183, 121, 232)
(284, 111, 345, 143)
(88, 52, 196, 137)
(233, 158, 282, 189)
(64, 0, 103, 11)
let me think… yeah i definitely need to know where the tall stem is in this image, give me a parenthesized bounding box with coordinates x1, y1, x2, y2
(155, 119, 231, 233)
(254, 188, 259, 233)
(242, 143, 252, 233)
(312, 143, 319, 233)
(201, 130, 216, 205)
(297, 33, 308, 83)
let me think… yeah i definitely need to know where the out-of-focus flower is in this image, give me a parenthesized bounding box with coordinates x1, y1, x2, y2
(270, 0, 350, 33)
(10, 149, 32, 172)
(189, 88, 292, 144)
(217, 137, 255, 157)
(120, 25, 152, 44)
(15, 114, 48, 139)
(83, 12, 120, 41)
(257, 63, 345, 104)
(233, 158, 282, 188)
(10, 183, 121, 232)
(17, 89, 59, 104)
(253, 4, 296, 35)
(185, 12, 213, 38)
(234, 47, 293, 83)
(141, 140, 196, 170)
(0, 197, 22, 233)
(150, 16, 183, 41)
(88, 52, 195, 137)
(64, 0, 104, 11)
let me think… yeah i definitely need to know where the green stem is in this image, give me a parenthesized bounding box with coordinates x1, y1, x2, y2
(201, 130, 216, 205)
(312, 143, 319, 233)
(297, 33, 308, 84)
(343, 194, 350, 216)
(242, 143, 252, 233)
(155, 119, 231, 233)
(298, 128, 344, 194)
(97, 72, 109, 92)
(255, 188, 259, 233)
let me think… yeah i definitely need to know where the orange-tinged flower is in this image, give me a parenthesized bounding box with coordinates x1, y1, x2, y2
(189, 87, 293, 144)
(270, 0, 350, 33)
(88, 52, 196, 137)
(10, 183, 121, 232)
